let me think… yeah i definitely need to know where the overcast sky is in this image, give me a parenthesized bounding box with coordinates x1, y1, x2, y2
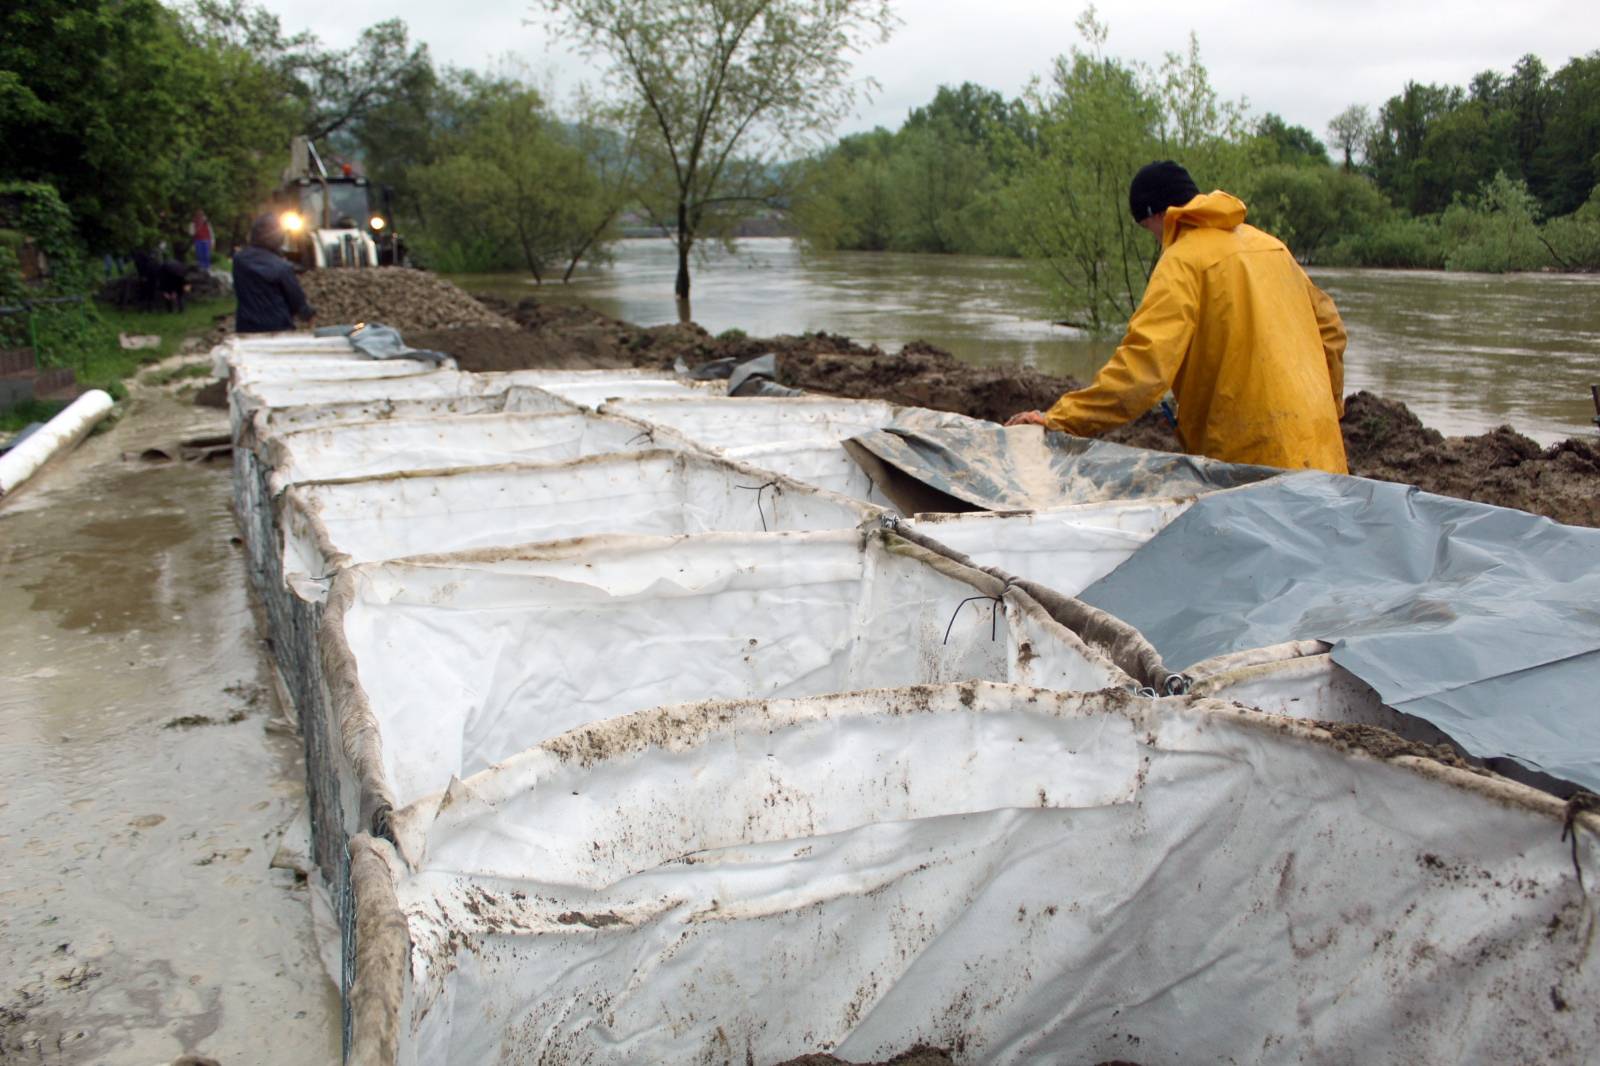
(257, 0, 1600, 143)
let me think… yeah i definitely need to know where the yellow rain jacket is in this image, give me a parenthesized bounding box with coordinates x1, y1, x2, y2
(1044, 191, 1349, 474)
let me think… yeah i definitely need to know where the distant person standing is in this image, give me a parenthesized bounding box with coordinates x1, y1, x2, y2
(190, 209, 213, 271)
(233, 214, 316, 333)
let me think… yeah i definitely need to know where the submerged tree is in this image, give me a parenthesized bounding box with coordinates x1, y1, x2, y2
(530, 0, 896, 317)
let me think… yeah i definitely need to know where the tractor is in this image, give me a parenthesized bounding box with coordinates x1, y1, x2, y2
(272, 137, 403, 269)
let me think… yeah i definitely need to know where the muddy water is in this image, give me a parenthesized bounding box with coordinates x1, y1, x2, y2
(453, 238, 1600, 444)
(0, 396, 339, 1062)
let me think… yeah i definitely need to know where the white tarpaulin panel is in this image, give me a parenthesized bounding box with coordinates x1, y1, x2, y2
(323, 531, 1128, 814)
(361, 683, 1600, 1066)
(263, 410, 659, 493)
(906, 497, 1193, 597)
(231, 370, 464, 437)
(722, 439, 896, 508)
(605, 396, 898, 451)
(249, 384, 572, 438)
(279, 450, 879, 589)
(533, 378, 715, 406)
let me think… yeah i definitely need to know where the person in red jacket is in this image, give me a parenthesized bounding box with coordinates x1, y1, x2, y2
(190, 209, 213, 272)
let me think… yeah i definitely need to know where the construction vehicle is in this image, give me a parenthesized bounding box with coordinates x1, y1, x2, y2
(273, 136, 403, 269)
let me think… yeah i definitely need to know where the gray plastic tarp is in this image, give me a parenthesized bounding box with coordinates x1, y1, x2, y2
(1078, 472, 1600, 792)
(843, 414, 1279, 512)
(315, 322, 449, 364)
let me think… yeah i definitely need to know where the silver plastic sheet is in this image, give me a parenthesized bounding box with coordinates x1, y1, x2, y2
(1079, 472, 1600, 793)
(843, 414, 1279, 511)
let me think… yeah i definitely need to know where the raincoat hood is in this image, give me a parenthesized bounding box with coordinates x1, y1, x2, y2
(1163, 191, 1247, 246)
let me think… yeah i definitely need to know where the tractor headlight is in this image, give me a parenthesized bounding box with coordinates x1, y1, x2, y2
(280, 211, 304, 233)
(369, 216, 386, 231)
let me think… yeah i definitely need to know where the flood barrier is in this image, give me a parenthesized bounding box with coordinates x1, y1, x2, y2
(350, 683, 1600, 1065)
(319, 529, 1129, 820)
(214, 335, 1600, 1064)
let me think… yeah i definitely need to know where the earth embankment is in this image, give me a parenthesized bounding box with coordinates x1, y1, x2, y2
(207, 267, 1600, 528)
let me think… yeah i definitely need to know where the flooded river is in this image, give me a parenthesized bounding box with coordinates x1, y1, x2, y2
(454, 238, 1600, 444)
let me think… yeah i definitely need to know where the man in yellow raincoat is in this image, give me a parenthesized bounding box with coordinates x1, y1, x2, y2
(1007, 161, 1349, 474)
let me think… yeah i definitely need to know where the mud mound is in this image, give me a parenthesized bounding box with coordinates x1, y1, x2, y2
(302, 269, 515, 332)
(457, 290, 1600, 527)
(403, 326, 625, 372)
(1341, 391, 1445, 466)
(776, 342, 1083, 425)
(1343, 391, 1600, 526)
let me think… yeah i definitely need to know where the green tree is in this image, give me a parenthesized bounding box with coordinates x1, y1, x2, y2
(2, 0, 196, 250)
(1440, 171, 1549, 272)
(1254, 113, 1330, 167)
(1243, 164, 1388, 261)
(409, 79, 614, 282)
(791, 129, 896, 251)
(1366, 81, 1465, 213)
(531, 0, 896, 317)
(1534, 51, 1600, 216)
(1326, 104, 1374, 171)
(1003, 10, 1162, 332)
(1004, 9, 1245, 332)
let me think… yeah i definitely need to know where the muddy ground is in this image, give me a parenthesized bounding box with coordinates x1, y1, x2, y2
(424, 293, 1600, 528)
(2, 387, 339, 1061)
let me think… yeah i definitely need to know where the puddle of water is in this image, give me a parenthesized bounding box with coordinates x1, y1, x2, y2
(0, 396, 340, 1063)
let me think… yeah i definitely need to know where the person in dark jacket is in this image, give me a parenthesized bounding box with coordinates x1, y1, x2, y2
(233, 214, 316, 333)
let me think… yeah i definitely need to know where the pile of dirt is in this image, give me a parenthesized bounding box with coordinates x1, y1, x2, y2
(301, 268, 517, 332)
(445, 290, 1600, 528)
(1339, 391, 1600, 527)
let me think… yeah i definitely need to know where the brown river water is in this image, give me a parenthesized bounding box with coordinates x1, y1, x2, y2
(454, 237, 1600, 445)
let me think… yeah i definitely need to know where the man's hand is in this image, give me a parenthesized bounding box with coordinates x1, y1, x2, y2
(1004, 410, 1049, 427)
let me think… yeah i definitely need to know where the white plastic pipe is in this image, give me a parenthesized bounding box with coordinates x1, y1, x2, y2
(0, 389, 114, 497)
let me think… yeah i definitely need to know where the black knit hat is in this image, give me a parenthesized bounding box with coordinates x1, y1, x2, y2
(1129, 161, 1200, 222)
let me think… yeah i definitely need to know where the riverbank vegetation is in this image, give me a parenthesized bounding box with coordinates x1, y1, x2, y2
(792, 10, 1600, 324)
(4, 1, 1598, 332)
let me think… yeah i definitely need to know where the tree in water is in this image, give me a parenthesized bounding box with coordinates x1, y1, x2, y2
(531, 0, 896, 319)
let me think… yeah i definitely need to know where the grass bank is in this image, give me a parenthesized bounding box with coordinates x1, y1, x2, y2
(0, 297, 231, 434)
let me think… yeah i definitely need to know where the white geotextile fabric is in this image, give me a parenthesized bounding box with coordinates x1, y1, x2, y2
(230, 369, 686, 437)
(250, 384, 571, 438)
(279, 450, 877, 589)
(228, 353, 449, 384)
(531, 378, 716, 406)
(330, 532, 1126, 811)
(1185, 644, 1468, 748)
(604, 396, 898, 450)
(231, 370, 463, 438)
(722, 439, 897, 508)
(380, 683, 1600, 1066)
(263, 411, 657, 493)
(906, 498, 1193, 597)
